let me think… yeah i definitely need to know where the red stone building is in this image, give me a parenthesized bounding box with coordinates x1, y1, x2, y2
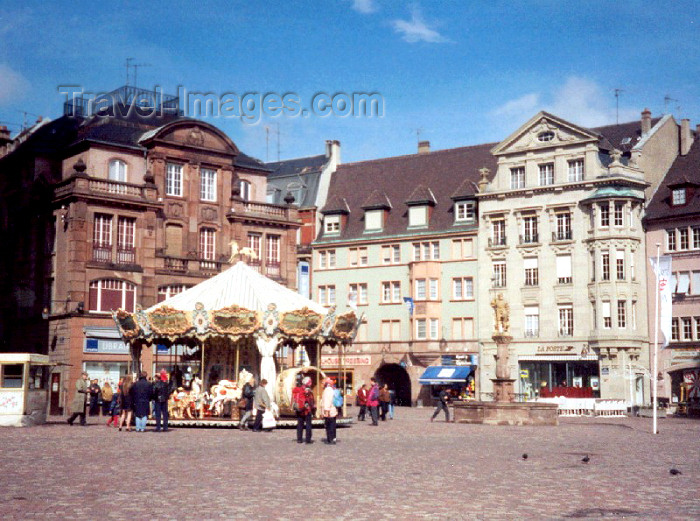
(0, 87, 300, 414)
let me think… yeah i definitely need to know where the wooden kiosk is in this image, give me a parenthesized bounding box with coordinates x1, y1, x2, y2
(0, 353, 52, 427)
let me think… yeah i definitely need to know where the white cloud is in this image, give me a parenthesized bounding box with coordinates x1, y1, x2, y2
(391, 5, 450, 43)
(351, 0, 377, 14)
(491, 77, 638, 130)
(0, 64, 29, 104)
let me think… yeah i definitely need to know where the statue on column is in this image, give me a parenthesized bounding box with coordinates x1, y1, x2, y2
(491, 293, 510, 334)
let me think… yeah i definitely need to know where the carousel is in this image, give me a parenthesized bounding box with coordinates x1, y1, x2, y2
(112, 257, 358, 427)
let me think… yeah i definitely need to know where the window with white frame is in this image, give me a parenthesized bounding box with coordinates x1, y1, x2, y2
(616, 249, 625, 280)
(629, 251, 636, 281)
(382, 244, 401, 264)
(600, 204, 610, 227)
(318, 285, 336, 306)
(324, 215, 340, 234)
(567, 159, 584, 182)
(415, 319, 427, 340)
(524, 306, 539, 337)
(200, 168, 217, 201)
(89, 279, 136, 313)
(199, 228, 216, 260)
(602, 252, 610, 280)
(238, 180, 251, 201)
(327, 250, 336, 268)
(682, 317, 692, 340)
(538, 163, 554, 186)
(455, 201, 476, 222)
(558, 305, 573, 336)
(415, 278, 426, 300)
(166, 163, 183, 196)
(617, 300, 626, 328)
(667, 229, 676, 251)
(493, 261, 506, 288)
(491, 219, 506, 246)
(672, 188, 687, 206)
(679, 228, 689, 250)
(108, 159, 127, 182)
(452, 277, 474, 300)
(348, 283, 368, 305)
(381, 281, 401, 304)
(692, 271, 700, 295)
(117, 217, 135, 263)
(157, 284, 191, 303)
(693, 227, 700, 249)
(524, 257, 539, 286)
(452, 238, 474, 259)
(429, 278, 439, 300)
(555, 212, 572, 241)
(412, 241, 440, 260)
(266, 235, 280, 265)
(671, 318, 679, 341)
(510, 167, 525, 189)
(247, 233, 261, 260)
(429, 318, 439, 339)
(93, 214, 112, 247)
(451, 317, 474, 339)
(364, 209, 383, 231)
(408, 206, 428, 227)
(602, 301, 612, 329)
(614, 202, 624, 227)
(522, 215, 538, 243)
(556, 255, 572, 284)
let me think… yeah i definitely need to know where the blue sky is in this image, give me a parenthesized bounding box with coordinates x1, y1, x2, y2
(1, 0, 698, 163)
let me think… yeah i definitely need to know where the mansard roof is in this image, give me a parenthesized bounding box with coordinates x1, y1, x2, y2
(405, 184, 436, 206)
(645, 138, 700, 222)
(265, 154, 327, 206)
(318, 143, 496, 241)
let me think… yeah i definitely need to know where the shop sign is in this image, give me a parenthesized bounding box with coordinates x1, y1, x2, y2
(441, 355, 455, 366)
(536, 345, 576, 354)
(520, 369, 529, 379)
(84, 338, 130, 354)
(321, 355, 371, 367)
(456, 354, 477, 366)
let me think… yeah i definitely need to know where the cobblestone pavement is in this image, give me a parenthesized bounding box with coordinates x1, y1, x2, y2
(0, 408, 698, 520)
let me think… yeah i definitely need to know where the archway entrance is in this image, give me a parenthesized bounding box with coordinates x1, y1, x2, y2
(375, 363, 411, 406)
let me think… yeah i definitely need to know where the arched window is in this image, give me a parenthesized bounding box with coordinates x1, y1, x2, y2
(89, 279, 136, 312)
(108, 159, 127, 182)
(157, 284, 192, 303)
(238, 180, 251, 201)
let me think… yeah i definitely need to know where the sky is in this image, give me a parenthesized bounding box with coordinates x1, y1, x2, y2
(1, 0, 699, 164)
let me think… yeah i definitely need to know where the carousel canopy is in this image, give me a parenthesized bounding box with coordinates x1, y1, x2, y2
(113, 261, 358, 344)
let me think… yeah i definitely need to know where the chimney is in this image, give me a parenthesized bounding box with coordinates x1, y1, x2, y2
(641, 108, 652, 135)
(418, 140, 430, 154)
(680, 119, 693, 156)
(325, 139, 341, 165)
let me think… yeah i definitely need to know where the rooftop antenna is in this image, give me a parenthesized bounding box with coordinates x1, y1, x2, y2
(664, 95, 678, 115)
(131, 63, 151, 88)
(125, 58, 134, 86)
(16, 110, 41, 132)
(614, 88, 624, 125)
(415, 127, 423, 146)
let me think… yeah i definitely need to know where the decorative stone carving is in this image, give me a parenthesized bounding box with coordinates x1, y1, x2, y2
(491, 293, 510, 333)
(201, 206, 218, 221)
(186, 126, 205, 147)
(168, 203, 184, 217)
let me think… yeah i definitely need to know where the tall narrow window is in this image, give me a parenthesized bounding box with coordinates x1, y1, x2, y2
(567, 159, 584, 182)
(117, 217, 135, 264)
(539, 163, 554, 186)
(93, 214, 112, 263)
(524, 257, 539, 286)
(600, 204, 610, 227)
(247, 233, 262, 262)
(166, 163, 183, 196)
(679, 228, 689, 250)
(602, 252, 610, 281)
(238, 180, 251, 201)
(616, 249, 625, 280)
(199, 228, 216, 261)
(415, 279, 426, 300)
(266, 235, 280, 264)
(617, 300, 627, 328)
(108, 159, 127, 182)
(555, 212, 572, 241)
(524, 306, 539, 337)
(493, 261, 507, 288)
(200, 168, 217, 201)
(522, 215, 538, 244)
(415, 319, 427, 340)
(492, 219, 506, 246)
(602, 301, 611, 329)
(429, 279, 439, 300)
(558, 305, 573, 336)
(667, 229, 676, 251)
(556, 255, 572, 284)
(693, 227, 700, 249)
(614, 202, 624, 226)
(510, 167, 525, 189)
(590, 251, 596, 281)
(429, 318, 439, 339)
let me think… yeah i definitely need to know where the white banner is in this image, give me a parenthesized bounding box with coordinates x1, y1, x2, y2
(650, 255, 672, 348)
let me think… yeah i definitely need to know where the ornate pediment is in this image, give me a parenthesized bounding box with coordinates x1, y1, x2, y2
(491, 111, 599, 156)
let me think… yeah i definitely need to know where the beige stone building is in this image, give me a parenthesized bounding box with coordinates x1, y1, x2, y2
(476, 111, 680, 402)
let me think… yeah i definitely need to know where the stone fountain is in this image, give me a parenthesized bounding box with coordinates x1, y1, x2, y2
(452, 293, 558, 426)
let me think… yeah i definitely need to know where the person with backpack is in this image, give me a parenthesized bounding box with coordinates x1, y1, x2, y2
(366, 377, 380, 426)
(321, 377, 338, 444)
(292, 376, 315, 444)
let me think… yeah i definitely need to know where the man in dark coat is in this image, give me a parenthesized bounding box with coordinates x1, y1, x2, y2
(430, 387, 451, 422)
(67, 371, 89, 426)
(130, 371, 153, 432)
(152, 369, 172, 432)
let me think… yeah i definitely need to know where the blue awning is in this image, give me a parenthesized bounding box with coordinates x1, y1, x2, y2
(419, 366, 473, 385)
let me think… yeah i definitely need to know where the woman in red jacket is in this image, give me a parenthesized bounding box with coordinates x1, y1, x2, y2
(356, 384, 368, 421)
(366, 377, 380, 426)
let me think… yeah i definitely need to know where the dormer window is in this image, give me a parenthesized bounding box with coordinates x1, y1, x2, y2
(365, 209, 383, 231)
(109, 159, 127, 182)
(455, 201, 475, 223)
(238, 180, 251, 201)
(672, 188, 687, 206)
(537, 131, 555, 142)
(408, 205, 428, 227)
(324, 215, 340, 234)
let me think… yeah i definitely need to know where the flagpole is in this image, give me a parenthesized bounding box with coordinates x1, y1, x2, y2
(652, 243, 660, 435)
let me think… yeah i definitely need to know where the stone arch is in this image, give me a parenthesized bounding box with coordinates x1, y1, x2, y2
(374, 362, 412, 406)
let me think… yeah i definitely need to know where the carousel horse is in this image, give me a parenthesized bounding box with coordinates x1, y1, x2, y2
(169, 388, 196, 419)
(209, 380, 243, 416)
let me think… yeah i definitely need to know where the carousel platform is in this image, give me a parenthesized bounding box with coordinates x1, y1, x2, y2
(147, 417, 355, 429)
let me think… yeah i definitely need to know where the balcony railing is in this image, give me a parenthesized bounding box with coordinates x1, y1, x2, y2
(229, 200, 297, 223)
(524, 330, 539, 338)
(164, 257, 189, 272)
(488, 237, 507, 247)
(116, 248, 135, 265)
(552, 230, 573, 242)
(558, 277, 573, 284)
(559, 329, 573, 337)
(265, 261, 281, 279)
(54, 174, 156, 205)
(519, 233, 539, 245)
(92, 245, 112, 263)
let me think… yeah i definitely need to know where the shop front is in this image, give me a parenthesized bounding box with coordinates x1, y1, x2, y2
(418, 364, 476, 402)
(320, 354, 370, 399)
(82, 326, 132, 388)
(518, 344, 600, 400)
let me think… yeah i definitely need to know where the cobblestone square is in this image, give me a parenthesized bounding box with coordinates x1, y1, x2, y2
(0, 408, 698, 520)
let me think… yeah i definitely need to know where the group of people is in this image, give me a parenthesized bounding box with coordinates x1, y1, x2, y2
(67, 369, 173, 432)
(291, 375, 340, 445)
(355, 378, 394, 425)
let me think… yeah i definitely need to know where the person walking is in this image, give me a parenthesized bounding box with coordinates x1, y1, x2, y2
(101, 381, 114, 417)
(118, 374, 133, 431)
(88, 378, 101, 416)
(130, 371, 153, 432)
(251, 378, 270, 432)
(106, 380, 121, 427)
(66, 371, 89, 426)
(238, 375, 255, 430)
(367, 377, 380, 426)
(321, 377, 338, 444)
(153, 369, 172, 432)
(431, 387, 451, 422)
(388, 388, 396, 419)
(356, 384, 368, 421)
(293, 376, 315, 444)
(379, 384, 391, 421)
